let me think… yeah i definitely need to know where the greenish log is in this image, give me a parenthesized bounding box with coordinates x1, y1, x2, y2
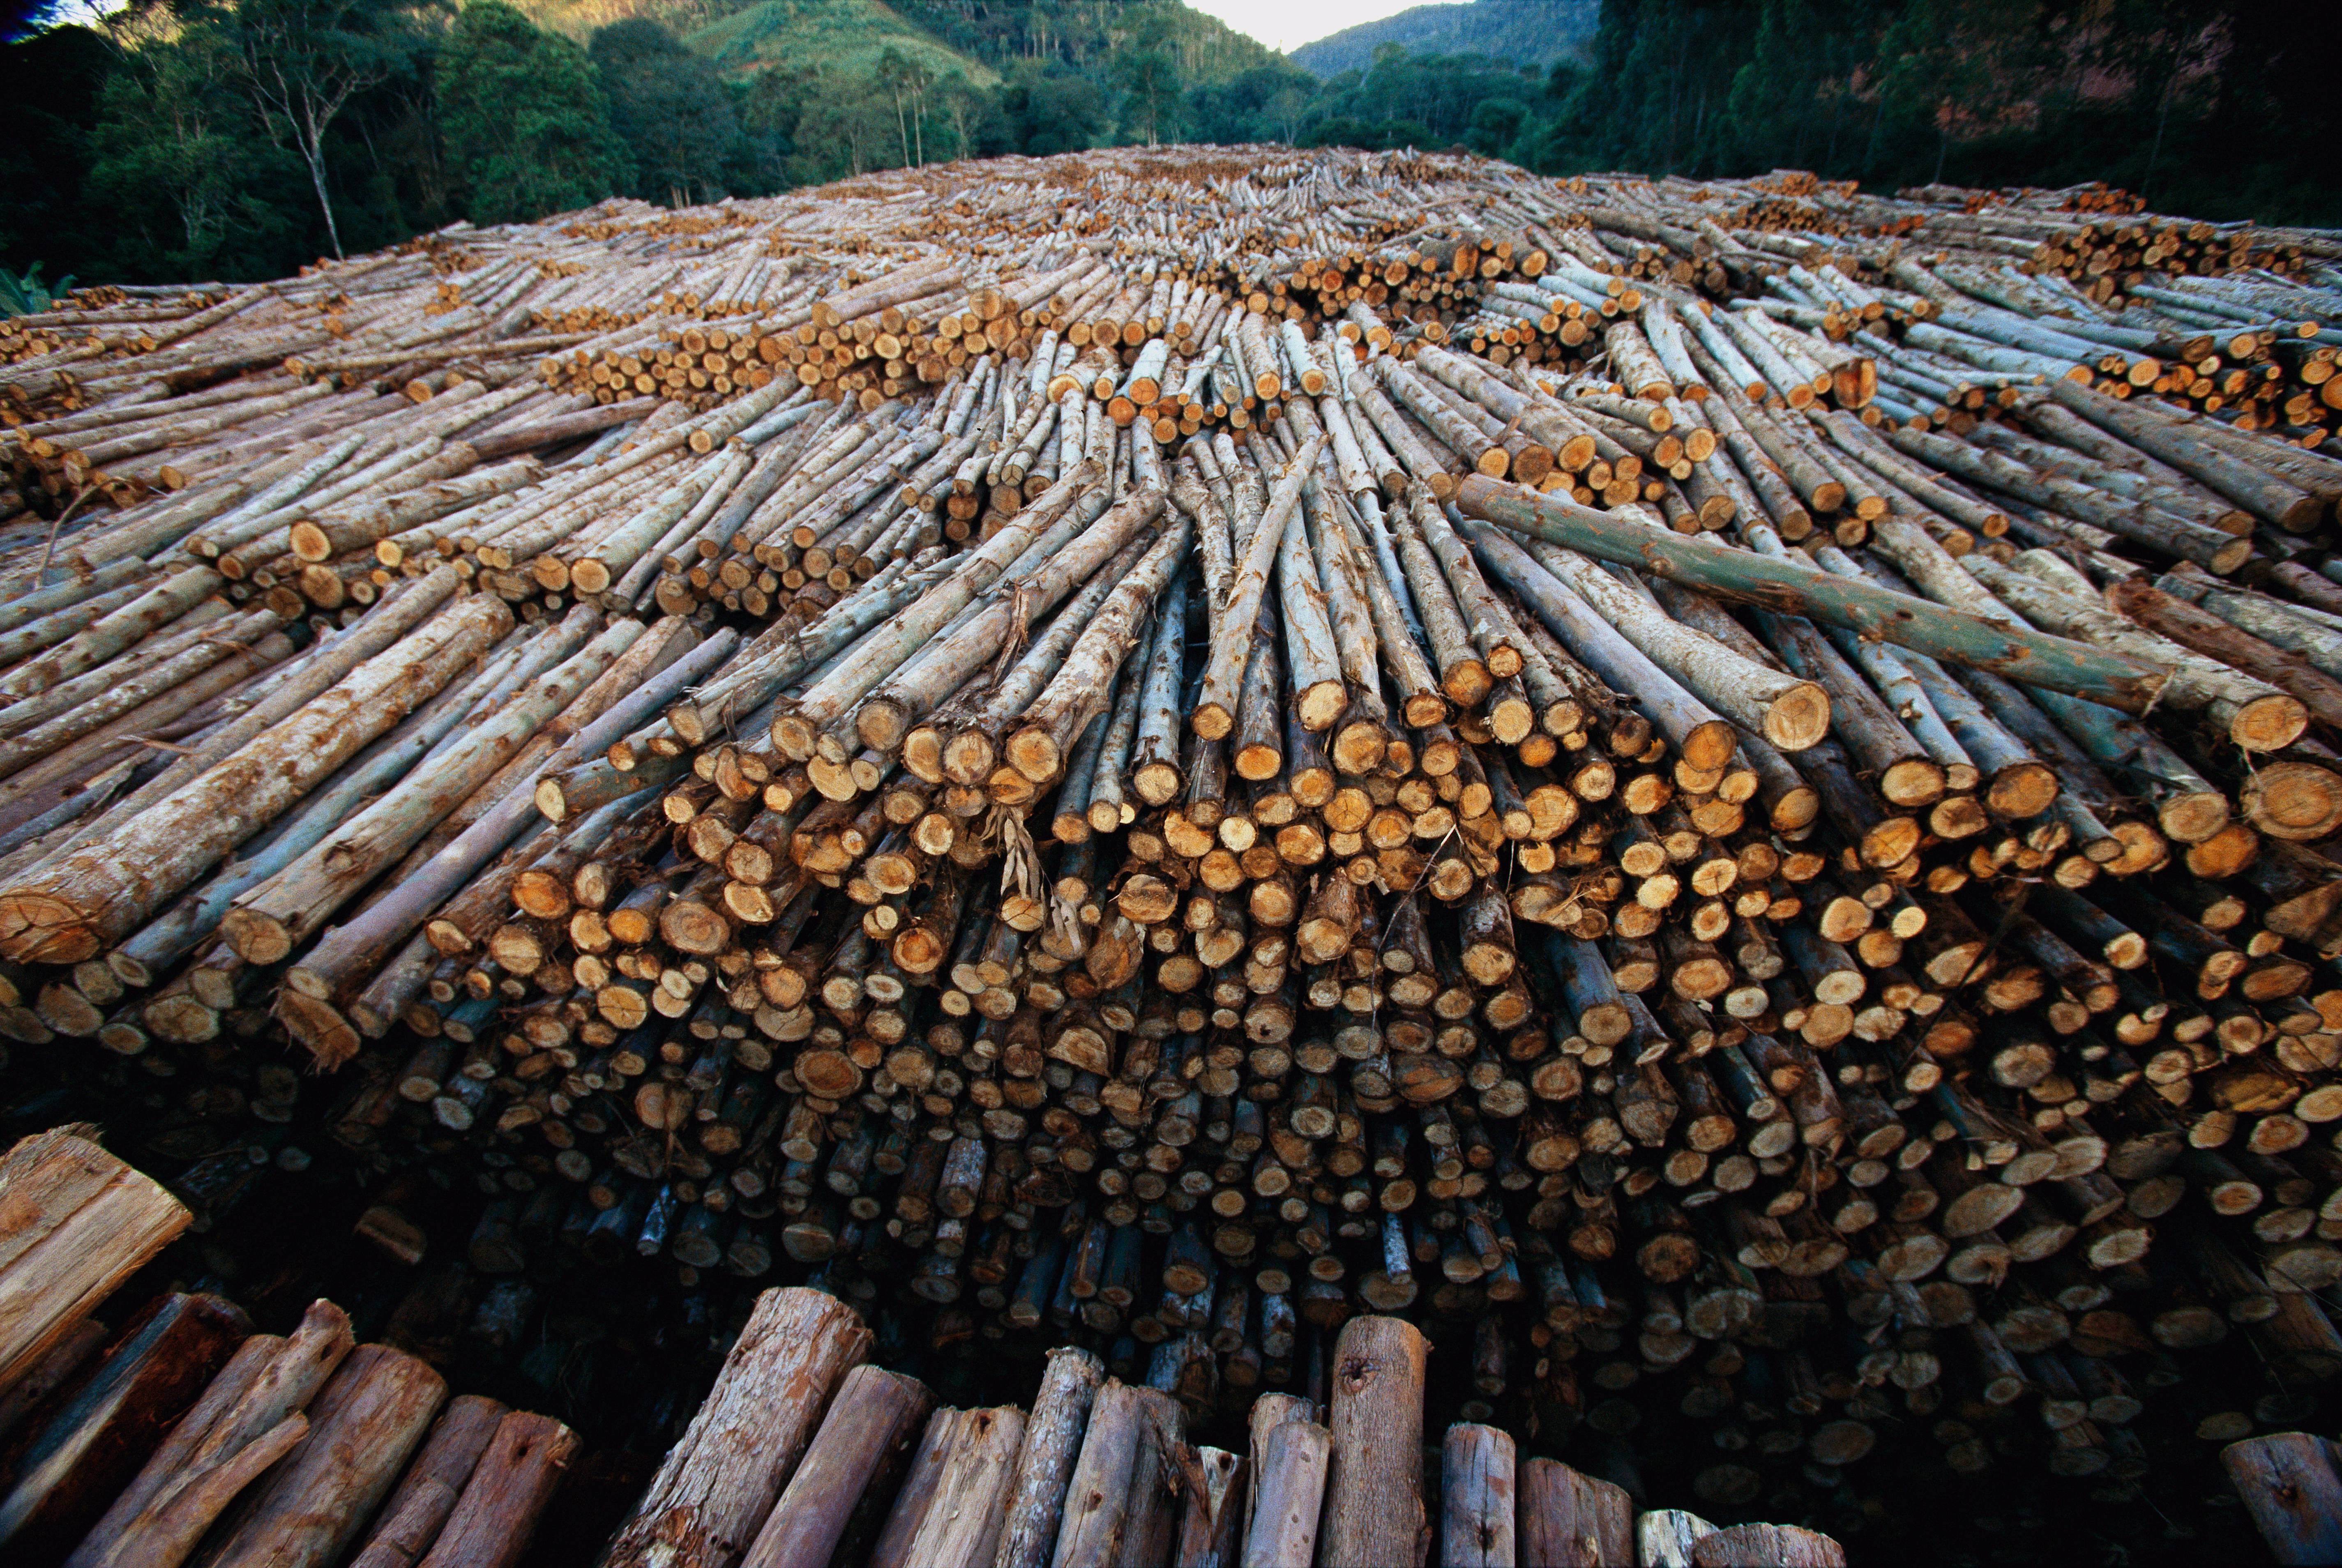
(2048, 377, 2322, 532)
(1455, 476, 2167, 714)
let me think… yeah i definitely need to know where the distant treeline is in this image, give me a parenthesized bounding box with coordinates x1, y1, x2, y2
(5, 0, 2336, 293)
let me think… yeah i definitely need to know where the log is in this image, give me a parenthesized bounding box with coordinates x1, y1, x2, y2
(1688, 1524, 1845, 1567)
(0, 1293, 249, 1559)
(1634, 1510, 1718, 1568)
(1438, 1423, 1516, 1568)
(1517, 1459, 1630, 1568)
(1238, 1418, 1327, 1568)
(871, 1408, 964, 1568)
(1455, 476, 2169, 714)
(347, 1395, 508, 1568)
(2222, 1432, 2342, 1565)
(902, 1404, 1026, 1568)
(417, 1411, 580, 1568)
(1319, 1315, 1429, 1568)
(77, 1298, 354, 1568)
(995, 1346, 1103, 1568)
(600, 1287, 871, 1568)
(741, 1365, 933, 1568)
(198, 1342, 448, 1568)
(1052, 1379, 1151, 1568)
(0, 1127, 191, 1394)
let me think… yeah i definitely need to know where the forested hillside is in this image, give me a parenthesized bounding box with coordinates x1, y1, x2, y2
(1289, 0, 1598, 80)
(2, 0, 2336, 297)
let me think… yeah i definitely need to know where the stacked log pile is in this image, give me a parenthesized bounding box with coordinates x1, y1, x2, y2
(0, 1126, 579, 1568)
(597, 1286, 1847, 1568)
(2, 148, 2342, 1555)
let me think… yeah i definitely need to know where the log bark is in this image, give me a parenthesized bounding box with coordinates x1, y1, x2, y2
(0, 1292, 249, 1560)
(417, 1411, 580, 1568)
(1517, 1458, 1630, 1568)
(995, 1346, 1104, 1568)
(197, 1342, 448, 1568)
(1438, 1423, 1516, 1568)
(1052, 1379, 1156, 1568)
(347, 1395, 507, 1568)
(1456, 475, 2169, 714)
(0, 593, 512, 962)
(871, 1408, 964, 1568)
(2222, 1432, 2342, 1566)
(903, 1404, 1027, 1568)
(1688, 1524, 1845, 1567)
(1238, 1419, 1327, 1568)
(599, 1287, 871, 1568)
(1320, 1315, 1430, 1568)
(742, 1365, 933, 1568)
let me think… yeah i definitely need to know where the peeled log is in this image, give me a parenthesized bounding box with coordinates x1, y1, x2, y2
(0, 593, 513, 962)
(0, 1126, 191, 1393)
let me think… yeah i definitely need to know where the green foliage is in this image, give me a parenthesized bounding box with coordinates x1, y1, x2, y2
(1289, 0, 1600, 80)
(86, 16, 316, 279)
(592, 18, 738, 204)
(219, 0, 438, 257)
(685, 0, 993, 87)
(998, 62, 1106, 157)
(0, 265, 71, 317)
(440, 0, 629, 222)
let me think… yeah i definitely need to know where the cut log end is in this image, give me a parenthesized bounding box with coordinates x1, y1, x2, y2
(2244, 762, 2342, 842)
(2234, 693, 2310, 753)
(278, 988, 364, 1067)
(2159, 791, 2233, 846)
(0, 894, 99, 965)
(1007, 728, 1062, 783)
(1763, 682, 1832, 751)
(1985, 762, 2060, 822)
(1296, 682, 1350, 734)
(220, 909, 296, 967)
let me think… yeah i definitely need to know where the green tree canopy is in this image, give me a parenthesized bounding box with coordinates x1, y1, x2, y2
(590, 17, 736, 206)
(440, 0, 629, 224)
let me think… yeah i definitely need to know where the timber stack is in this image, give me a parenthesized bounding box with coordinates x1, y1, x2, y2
(2, 146, 2342, 1554)
(593, 1285, 1850, 1568)
(0, 1126, 583, 1568)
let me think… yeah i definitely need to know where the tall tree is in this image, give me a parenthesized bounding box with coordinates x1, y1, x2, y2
(590, 18, 736, 207)
(1111, 14, 1181, 147)
(438, 0, 629, 224)
(222, 0, 428, 258)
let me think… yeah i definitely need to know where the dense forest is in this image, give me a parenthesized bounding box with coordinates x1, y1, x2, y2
(3, 0, 2337, 295)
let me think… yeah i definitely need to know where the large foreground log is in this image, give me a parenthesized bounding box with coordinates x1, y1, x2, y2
(600, 1287, 871, 1568)
(0, 1127, 191, 1394)
(1319, 1315, 1429, 1568)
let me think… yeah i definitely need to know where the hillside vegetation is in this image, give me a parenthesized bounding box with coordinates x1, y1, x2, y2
(1290, 0, 1598, 79)
(686, 0, 996, 84)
